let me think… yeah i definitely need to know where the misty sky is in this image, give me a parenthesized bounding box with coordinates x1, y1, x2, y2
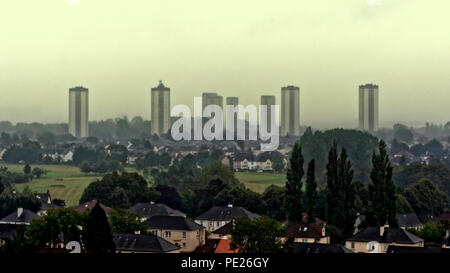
(1, 0, 449, 128)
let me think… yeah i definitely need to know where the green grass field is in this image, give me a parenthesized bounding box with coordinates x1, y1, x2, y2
(1, 163, 285, 206)
(1, 163, 102, 207)
(236, 172, 286, 193)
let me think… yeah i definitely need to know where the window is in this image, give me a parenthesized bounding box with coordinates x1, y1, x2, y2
(351, 242, 355, 249)
(165, 231, 171, 238)
(216, 221, 220, 227)
(183, 243, 186, 249)
(183, 232, 187, 239)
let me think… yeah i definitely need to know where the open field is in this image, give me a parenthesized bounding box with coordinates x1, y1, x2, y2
(1, 164, 102, 207)
(236, 172, 286, 193)
(1, 163, 285, 205)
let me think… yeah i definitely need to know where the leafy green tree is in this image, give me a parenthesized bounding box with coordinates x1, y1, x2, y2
(109, 209, 147, 234)
(367, 140, 398, 227)
(230, 216, 285, 253)
(261, 185, 285, 221)
(408, 221, 445, 247)
(305, 159, 317, 223)
(284, 142, 304, 222)
(0, 187, 40, 218)
(82, 201, 115, 253)
(214, 185, 264, 215)
(80, 160, 92, 174)
(26, 208, 84, 249)
(404, 179, 448, 215)
(393, 124, 414, 143)
(272, 156, 285, 173)
(23, 164, 31, 175)
(326, 143, 357, 238)
(79, 172, 160, 208)
(31, 167, 47, 179)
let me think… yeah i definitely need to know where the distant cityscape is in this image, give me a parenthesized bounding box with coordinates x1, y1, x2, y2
(68, 81, 380, 138)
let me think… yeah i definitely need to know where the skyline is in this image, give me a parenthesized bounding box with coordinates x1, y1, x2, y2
(1, 0, 450, 127)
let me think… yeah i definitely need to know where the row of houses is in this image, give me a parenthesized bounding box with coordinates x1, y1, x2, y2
(2, 197, 450, 254)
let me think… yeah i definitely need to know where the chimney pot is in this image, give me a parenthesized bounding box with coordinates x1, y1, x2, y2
(17, 207, 24, 217)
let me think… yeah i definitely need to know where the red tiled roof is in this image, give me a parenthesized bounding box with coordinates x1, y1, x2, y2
(74, 200, 112, 215)
(215, 239, 238, 253)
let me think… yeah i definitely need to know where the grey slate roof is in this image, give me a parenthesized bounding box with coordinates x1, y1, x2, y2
(195, 206, 260, 221)
(128, 203, 186, 219)
(347, 226, 424, 244)
(113, 233, 180, 253)
(0, 208, 40, 225)
(147, 216, 204, 231)
(293, 243, 353, 254)
(397, 213, 422, 228)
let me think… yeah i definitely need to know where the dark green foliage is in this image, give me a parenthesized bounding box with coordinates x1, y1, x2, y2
(230, 216, 286, 253)
(154, 185, 183, 211)
(261, 185, 285, 221)
(424, 139, 444, 156)
(3, 141, 43, 164)
(109, 209, 147, 234)
(326, 143, 357, 238)
(31, 167, 47, 179)
(79, 172, 160, 208)
(82, 201, 115, 253)
(394, 162, 450, 200)
(0, 187, 41, 218)
(26, 208, 85, 249)
(393, 124, 414, 143)
(23, 164, 31, 175)
(407, 221, 446, 247)
(305, 160, 317, 223)
(283, 142, 304, 222)
(214, 185, 263, 215)
(404, 179, 448, 215)
(300, 128, 379, 185)
(367, 140, 398, 227)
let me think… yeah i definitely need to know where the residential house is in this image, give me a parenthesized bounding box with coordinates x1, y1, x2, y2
(209, 221, 233, 239)
(443, 230, 450, 248)
(286, 215, 330, 244)
(146, 216, 206, 252)
(345, 225, 424, 253)
(0, 208, 40, 226)
(397, 213, 423, 230)
(293, 243, 353, 253)
(232, 152, 256, 171)
(128, 202, 186, 221)
(36, 192, 64, 216)
(113, 233, 181, 253)
(195, 205, 260, 232)
(193, 239, 238, 253)
(75, 200, 113, 216)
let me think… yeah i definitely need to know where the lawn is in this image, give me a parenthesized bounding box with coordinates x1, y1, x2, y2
(1, 163, 101, 207)
(1, 162, 285, 206)
(236, 172, 286, 193)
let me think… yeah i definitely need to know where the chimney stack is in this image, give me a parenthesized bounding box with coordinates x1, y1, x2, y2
(228, 204, 233, 208)
(17, 207, 24, 218)
(380, 224, 389, 236)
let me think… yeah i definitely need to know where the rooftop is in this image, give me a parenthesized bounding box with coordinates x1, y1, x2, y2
(0, 208, 40, 225)
(147, 216, 204, 231)
(113, 233, 180, 253)
(128, 203, 186, 219)
(195, 206, 259, 221)
(347, 226, 424, 244)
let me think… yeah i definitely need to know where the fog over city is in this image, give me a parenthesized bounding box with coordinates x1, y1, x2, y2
(1, 0, 450, 128)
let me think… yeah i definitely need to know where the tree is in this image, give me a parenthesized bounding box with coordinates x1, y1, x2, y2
(109, 209, 147, 234)
(79, 172, 160, 208)
(82, 201, 115, 253)
(261, 185, 285, 221)
(272, 157, 285, 173)
(404, 179, 447, 215)
(326, 143, 357, 238)
(367, 140, 398, 227)
(408, 221, 446, 247)
(230, 216, 285, 253)
(26, 208, 84, 249)
(393, 124, 414, 143)
(31, 167, 47, 179)
(23, 164, 31, 175)
(305, 160, 317, 223)
(283, 142, 304, 222)
(80, 161, 92, 174)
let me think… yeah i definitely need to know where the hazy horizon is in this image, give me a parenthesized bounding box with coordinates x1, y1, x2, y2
(1, 0, 450, 128)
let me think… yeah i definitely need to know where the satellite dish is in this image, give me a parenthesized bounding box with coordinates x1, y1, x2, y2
(66, 241, 81, 253)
